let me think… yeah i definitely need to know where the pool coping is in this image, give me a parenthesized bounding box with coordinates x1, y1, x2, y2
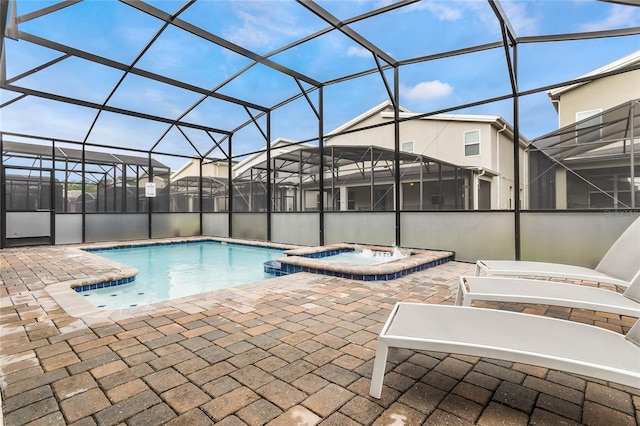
(44, 236, 302, 321)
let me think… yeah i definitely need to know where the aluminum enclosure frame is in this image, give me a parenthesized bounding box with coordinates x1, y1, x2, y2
(1, 0, 639, 255)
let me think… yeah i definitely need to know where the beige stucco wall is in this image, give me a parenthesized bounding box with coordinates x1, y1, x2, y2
(172, 159, 231, 180)
(203, 162, 231, 178)
(328, 114, 497, 169)
(557, 70, 640, 128)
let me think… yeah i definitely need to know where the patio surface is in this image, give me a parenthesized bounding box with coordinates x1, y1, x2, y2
(1, 239, 638, 425)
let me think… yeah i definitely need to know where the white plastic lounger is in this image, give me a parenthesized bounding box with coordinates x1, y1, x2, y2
(476, 216, 640, 289)
(455, 274, 640, 317)
(369, 303, 640, 398)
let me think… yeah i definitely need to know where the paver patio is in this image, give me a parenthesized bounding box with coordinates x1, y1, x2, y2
(1, 240, 638, 425)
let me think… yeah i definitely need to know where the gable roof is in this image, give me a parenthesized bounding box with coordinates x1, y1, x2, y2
(325, 100, 412, 138)
(327, 101, 528, 145)
(380, 111, 529, 146)
(547, 50, 640, 102)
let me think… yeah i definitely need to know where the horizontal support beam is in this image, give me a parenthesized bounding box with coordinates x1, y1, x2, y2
(17, 31, 269, 113)
(4, 84, 233, 135)
(121, 0, 322, 87)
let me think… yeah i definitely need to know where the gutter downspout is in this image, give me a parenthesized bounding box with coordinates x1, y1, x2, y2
(475, 168, 486, 210)
(496, 123, 507, 209)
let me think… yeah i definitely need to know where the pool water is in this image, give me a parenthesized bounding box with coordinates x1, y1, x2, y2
(322, 248, 408, 266)
(82, 242, 283, 309)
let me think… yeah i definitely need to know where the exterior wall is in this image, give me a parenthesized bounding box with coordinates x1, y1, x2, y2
(326, 107, 396, 147)
(203, 162, 231, 179)
(557, 70, 640, 127)
(327, 112, 498, 170)
(400, 120, 495, 169)
(496, 128, 528, 209)
(555, 168, 568, 209)
(546, 58, 639, 210)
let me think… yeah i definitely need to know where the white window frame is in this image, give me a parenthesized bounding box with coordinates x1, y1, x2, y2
(576, 109, 602, 122)
(464, 130, 480, 157)
(401, 140, 414, 153)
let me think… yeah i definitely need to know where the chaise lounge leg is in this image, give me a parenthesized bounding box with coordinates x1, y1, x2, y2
(455, 278, 464, 306)
(369, 340, 389, 398)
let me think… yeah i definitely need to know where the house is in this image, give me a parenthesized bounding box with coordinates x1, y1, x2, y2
(529, 50, 640, 209)
(324, 101, 529, 210)
(547, 50, 640, 128)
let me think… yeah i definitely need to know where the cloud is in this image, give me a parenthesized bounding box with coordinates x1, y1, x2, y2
(223, 2, 307, 51)
(401, 80, 453, 102)
(499, 1, 539, 36)
(402, 0, 531, 39)
(2, 101, 91, 141)
(347, 46, 371, 58)
(406, 1, 463, 21)
(579, 5, 640, 32)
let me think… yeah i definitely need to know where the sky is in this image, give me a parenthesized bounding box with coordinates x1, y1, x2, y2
(1, 0, 639, 168)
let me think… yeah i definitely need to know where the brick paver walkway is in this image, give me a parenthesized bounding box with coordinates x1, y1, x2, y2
(1, 240, 639, 425)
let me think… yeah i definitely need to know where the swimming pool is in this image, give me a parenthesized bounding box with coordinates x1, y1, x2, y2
(80, 242, 283, 309)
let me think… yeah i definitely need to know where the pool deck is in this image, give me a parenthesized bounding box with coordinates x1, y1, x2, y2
(1, 238, 639, 425)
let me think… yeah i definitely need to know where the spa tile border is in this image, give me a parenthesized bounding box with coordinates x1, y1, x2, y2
(268, 243, 455, 281)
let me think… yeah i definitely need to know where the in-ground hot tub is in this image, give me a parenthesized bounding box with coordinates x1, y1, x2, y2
(264, 243, 454, 281)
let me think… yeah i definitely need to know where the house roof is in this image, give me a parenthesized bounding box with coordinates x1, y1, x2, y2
(385, 111, 502, 123)
(232, 137, 313, 176)
(2, 140, 168, 168)
(325, 101, 412, 138)
(382, 110, 529, 147)
(547, 50, 640, 102)
(327, 101, 529, 146)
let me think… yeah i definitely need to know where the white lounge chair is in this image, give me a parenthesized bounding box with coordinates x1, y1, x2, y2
(476, 216, 640, 289)
(369, 303, 640, 398)
(455, 274, 640, 317)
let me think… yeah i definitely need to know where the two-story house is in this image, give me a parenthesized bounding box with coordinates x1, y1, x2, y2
(222, 101, 528, 213)
(529, 50, 640, 209)
(324, 101, 529, 210)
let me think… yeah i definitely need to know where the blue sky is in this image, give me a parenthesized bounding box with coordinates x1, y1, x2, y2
(2, 0, 639, 167)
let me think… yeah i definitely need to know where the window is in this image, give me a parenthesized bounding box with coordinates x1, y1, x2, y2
(568, 168, 639, 209)
(401, 141, 414, 153)
(576, 109, 602, 122)
(588, 174, 637, 209)
(348, 190, 356, 210)
(373, 185, 394, 211)
(464, 130, 480, 156)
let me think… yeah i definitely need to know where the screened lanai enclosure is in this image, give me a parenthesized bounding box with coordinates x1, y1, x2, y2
(233, 145, 472, 213)
(1, 0, 639, 265)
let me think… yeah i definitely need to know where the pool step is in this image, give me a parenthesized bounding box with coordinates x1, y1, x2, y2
(264, 260, 285, 276)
